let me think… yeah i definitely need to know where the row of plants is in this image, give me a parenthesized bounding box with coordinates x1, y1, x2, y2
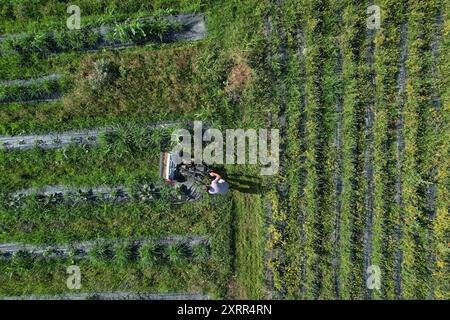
(262, 0, 290, 299)
(5, 240, 210, 267)
(431, 0, 449, 300)
(401, 0, 446, 299)
(265, 190, 285, 296)
(264, 0, 345, 299)
(0, 125, 173, 193)
(281, 0, 308, 300)
(338, 0, 372, 300)
(370, 0, 409, 300)
(106, 18, 183, 45)
(0, 0, 203, 33)
(0, 45, 231, 134)
(301, 0, 342, 299)
(92, 240, 209, 268)
(0, 17, 184, 59)
(0, 77, 71, 104)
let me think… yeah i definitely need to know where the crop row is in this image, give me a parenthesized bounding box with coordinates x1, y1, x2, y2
(0, 14, 204, 60)
(0, 236, 210, 265)
(263, 0, 290, 299)
(401, 0, 447, 299)
(0, 77, 70, 104)
(0, 124, 176, 195)
(369, 0, 409, 300)
(0, 121, 180, 150)
(430, 3, 448, 301)
(0, 46, 222, 135)
(334, 0, 379, 299)
(265, 0, 345, 299)
(269, 0, 347, 299)
(301, 0, 343, 299)
(1, 292, 210, 300)
(2, 181, 200, 209)
(282, 0, 308, 300)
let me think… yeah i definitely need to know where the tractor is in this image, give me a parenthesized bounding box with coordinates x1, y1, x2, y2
(159, 152, 212, 200)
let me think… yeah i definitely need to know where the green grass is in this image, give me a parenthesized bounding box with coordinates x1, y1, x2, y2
(401, 0, 446, 300)
(0, 0, 447, 300)
(0, 257, 218, 297)
(0, 125, 171, 192)
(0, 44, 231, 133)
(0, 0, 205, 33)
(231, 192, 265, 299)
(0, 195, 233, 297)
(0, 78, 71, 104)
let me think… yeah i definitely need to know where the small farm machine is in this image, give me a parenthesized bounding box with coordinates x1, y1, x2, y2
(159, 152, 212, 186)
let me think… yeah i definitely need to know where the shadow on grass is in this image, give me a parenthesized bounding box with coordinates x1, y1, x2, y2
(224, 175, 262, 195)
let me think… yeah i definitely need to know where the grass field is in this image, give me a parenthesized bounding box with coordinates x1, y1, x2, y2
(0, 0, 448, 300)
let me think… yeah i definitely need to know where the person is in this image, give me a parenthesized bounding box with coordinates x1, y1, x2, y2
(206, 171, 229, 194)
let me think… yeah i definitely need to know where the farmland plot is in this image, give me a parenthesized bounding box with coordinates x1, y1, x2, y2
(262, 0, 448, 300)
(0, 0, 447, 300)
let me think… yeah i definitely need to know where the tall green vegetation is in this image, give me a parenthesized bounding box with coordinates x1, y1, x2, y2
(401, 0, 447, 299)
